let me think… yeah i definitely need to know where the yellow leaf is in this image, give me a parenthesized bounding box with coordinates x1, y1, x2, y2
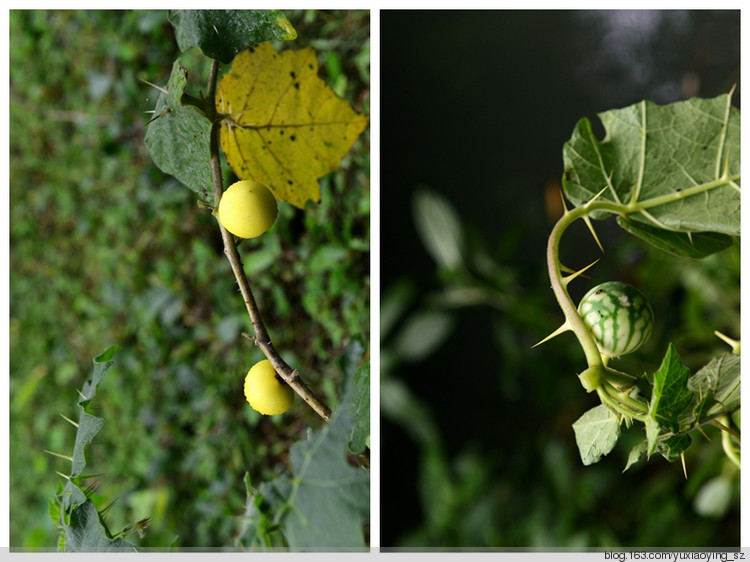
(216, 42, 368, 208)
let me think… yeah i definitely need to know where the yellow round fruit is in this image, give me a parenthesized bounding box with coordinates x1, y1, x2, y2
(217, 180, 277, 238)
(244, 359, 294, 415)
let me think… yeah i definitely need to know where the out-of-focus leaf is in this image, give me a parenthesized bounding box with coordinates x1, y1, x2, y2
(693, 476, 733, 518)
(393, 310, 455, 363)
(170, 10, 297, 64)
(412, 186, 463, 270)
(380, 278, 416, 342)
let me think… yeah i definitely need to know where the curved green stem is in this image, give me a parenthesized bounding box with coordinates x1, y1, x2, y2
(601, 365, 639, 389)
(600, 380, 648, 418)
(716, 416, 741, 468)
(546, 181, 741, 425)
(546, 205, 605, 368)
(546, 171, 740, 372)
(596, 385, 647, 423)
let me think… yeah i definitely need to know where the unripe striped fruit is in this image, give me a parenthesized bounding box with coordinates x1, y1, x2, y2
(244, 359, 294, 415)
(218, 180, 277, 239)
(577, 281, 654, 357)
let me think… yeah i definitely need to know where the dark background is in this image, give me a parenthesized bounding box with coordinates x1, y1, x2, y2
(380, 10, 740, 548)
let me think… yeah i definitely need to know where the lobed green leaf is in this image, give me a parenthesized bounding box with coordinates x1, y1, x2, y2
(563, 93, 740, 256)
(51, 346, 139, 552)
(646, 344, 693, 455)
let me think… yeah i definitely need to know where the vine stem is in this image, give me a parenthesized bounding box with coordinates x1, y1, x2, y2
(717, 416, 741, 469)
(205, 58, 332, 423)
(547, 177, 740, 423)
(546, 203, 607, 369)
(545, 169, 741, 370)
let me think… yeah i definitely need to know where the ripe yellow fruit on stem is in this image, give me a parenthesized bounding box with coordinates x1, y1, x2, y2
(244, 359, 294, 415)
(218, 180, 278, 238)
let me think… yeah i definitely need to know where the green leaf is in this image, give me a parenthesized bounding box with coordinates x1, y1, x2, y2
(236, 473, 285, 549)
(660, 434, 692, 462)
(646, 344, 693, 454)
(693, 476, 734, 518)
(380, 278, 416, 341)
(144, 60, 214, 205)
(687, 353, 740, 422)
(336, 335, 370, 454)
(50, 346, 139, 552)
(254, 350, 369, 549)
(393, 309, 455, 362)
(572, 404, 620, 465)
(63, 500, 137, 552)
(563, 93, 740, 246)
(170, 10, 297, 64)
(71, 345, 120, 477)
(350, 362, 370, 454)
(616, 216, 734, 258)
(412, 186, 464, 270)
(623, 440, 647, 472)
(71, 413, 104, 479)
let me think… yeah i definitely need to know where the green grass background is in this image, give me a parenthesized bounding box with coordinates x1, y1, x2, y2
(9, 10, 370, 548)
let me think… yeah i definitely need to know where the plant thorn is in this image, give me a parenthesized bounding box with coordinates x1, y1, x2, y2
(531, 320, 571, 349)
(146, 107, 171, 125)
(55, 471, 71, 481)
(696, 425, 712, 442)
(59, 413, 79, 427)
(582, 215, 604, 253)
(558, 189, 569, 214)
(138, 77, 168, 95)
(714, 330, 740, 354)
(680, 453, 688, 480)
(585, 185, 609, 206)
(562, 259, 600, 287)
(45, 450, 74, 461)
(559, 264, 576, 275)
(99, 498, 118, 518)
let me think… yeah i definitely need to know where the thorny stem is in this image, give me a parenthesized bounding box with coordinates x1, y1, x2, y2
(546, 180, 741, 424)
(205, 58, 332, 423)
(546, 204, 608, 369)
(599, 380, 648, 420)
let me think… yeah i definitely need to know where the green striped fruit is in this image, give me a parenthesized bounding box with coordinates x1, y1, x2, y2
(577, 281, 654, 357)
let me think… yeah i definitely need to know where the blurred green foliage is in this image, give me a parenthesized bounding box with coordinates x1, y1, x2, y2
(10, 9, 369, 549)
